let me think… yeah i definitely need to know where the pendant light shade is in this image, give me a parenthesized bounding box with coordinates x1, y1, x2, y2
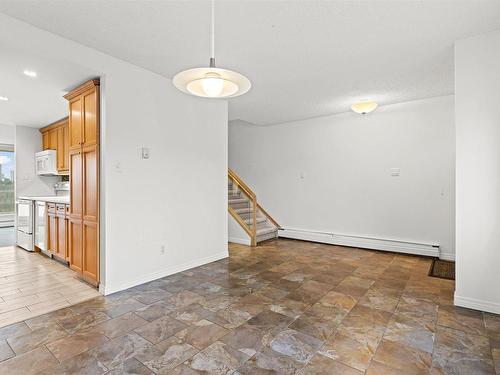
(173, 0, 251, 99)
(174, 67, 251, 98)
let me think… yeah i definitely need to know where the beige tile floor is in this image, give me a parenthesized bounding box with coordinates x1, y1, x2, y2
(0, 246, 101, 328)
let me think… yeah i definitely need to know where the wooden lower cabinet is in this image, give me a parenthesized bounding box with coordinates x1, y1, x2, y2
(82, 221, 98, 283)
(47, 213, 58, 255)
(46, 203, 70, 262)
(69, 218, 83, 273)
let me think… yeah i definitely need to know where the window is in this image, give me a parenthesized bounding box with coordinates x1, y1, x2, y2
(0, 144, 15, 216)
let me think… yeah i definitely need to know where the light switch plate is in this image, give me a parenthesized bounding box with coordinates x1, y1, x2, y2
(390, 168, 400, 176)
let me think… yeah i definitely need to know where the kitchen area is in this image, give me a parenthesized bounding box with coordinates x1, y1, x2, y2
(0, 46, 102, 327)
(15, 79, 101, 287)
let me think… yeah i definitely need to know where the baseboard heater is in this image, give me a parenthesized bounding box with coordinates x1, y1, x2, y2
(278, 228, 440, 258)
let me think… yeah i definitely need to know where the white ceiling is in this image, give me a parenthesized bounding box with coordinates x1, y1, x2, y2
(0, 45, 97, 127)
(1, 1, 500, 125)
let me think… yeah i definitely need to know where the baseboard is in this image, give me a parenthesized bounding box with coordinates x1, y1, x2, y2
(228, 236, 251, 246)
(439, 251, 455, 261)
(100, 250, 229, 295)
(278, 228, 440, 258)
(454, 294, 500, 314)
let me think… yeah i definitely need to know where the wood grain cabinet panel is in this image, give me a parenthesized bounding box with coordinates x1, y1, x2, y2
(40, 118, 69, 175)
(42, 133, 49, 150)
(55, 204, 67, 261)
(62, 123, 70, 172)
(47, 213, 57, 255)
(69, 150, 83, 217)
(64, 79, 100, 286)
(69, 98, 83, 150)
(48, 129, 58, 150)
(69, 218, 83, 274)
(83, 90, 98, 147)
(83, 222, 98, 283)
(83, 145, 98, 221)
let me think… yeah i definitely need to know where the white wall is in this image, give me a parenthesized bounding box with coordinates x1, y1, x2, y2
(454, 30, 500, 314)
(15, 125, 59, 197)
(229, 96, 455, 259)
(0, 124, 15, 145)
(228, 213, 251, 245)
(0, 14, 228, 294)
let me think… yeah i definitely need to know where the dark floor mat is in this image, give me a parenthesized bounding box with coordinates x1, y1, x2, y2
(429, 258, 455, 280)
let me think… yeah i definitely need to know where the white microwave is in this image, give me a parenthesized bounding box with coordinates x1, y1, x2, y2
(35, 150, 58, 175)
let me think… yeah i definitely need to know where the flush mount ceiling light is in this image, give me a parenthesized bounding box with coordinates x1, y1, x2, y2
(351, 100, 378, 115)
(0, 96, 8, 101)
(173, 0, 251, 98)
(24, 70, 37, 78)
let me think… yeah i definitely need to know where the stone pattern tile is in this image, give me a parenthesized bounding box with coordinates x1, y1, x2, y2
(0, 239, 498, 374)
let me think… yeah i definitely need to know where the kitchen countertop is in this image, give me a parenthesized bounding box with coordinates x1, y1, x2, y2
(18, 196, 70, 204)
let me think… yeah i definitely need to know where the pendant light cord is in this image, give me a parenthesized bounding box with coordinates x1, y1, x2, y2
(210, 0, 216, 67)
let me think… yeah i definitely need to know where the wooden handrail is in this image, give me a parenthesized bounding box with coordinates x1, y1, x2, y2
(257, 203, 281, 229)
(228, 169, 279, 247)
(228, 169, 256, 199)
(228, 206, 253, 238)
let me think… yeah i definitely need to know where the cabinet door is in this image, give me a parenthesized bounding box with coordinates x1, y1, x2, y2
(69, 150, 83, 217)
(64, 217, 70, 261)
(42, 132, 49, 150)
(62, 123, 70, 172)
(57, 216, 66, 260)
(83, 145, 98, 222)
(69, 97, 83, 150)
(82, 145, 99, 284)
(48, 214, 58, 254)
(82, 89, 99, 146)
(56, 127, 65, 171)
(48, 129, 58, 150)
(82, 89, 98, 147)
(69, 218, 83, 273)
(83, 221, 98, 285)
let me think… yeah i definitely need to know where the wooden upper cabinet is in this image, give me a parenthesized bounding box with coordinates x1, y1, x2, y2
(42, 132, 49, 150)
(69, 98, 83, 150)
(40, 117, 70, 175)
(62, 123, 70, 172)
(65, 79, 99, 149)
(48, 128, 58, 150)
(83, 90, 98, 147)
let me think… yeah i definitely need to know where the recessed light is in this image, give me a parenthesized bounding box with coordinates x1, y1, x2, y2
(351, 100, 378, 115)
(0, 96, 8, 101)
(23, 70, 37, 78)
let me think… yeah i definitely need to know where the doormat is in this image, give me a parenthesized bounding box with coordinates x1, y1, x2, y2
(429, 259, 455, 280)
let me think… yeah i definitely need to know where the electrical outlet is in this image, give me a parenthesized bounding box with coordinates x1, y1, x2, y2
(160, 245, 166, 255)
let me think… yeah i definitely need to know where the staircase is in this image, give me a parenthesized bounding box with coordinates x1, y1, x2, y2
(228, 169, 280, 246)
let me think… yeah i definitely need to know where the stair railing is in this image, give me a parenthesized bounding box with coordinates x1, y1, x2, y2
(228, 169, 280, 246)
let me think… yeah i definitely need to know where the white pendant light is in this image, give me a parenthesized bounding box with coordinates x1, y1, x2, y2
(351, 100, 378, 115)
(173, 0, 251, 98)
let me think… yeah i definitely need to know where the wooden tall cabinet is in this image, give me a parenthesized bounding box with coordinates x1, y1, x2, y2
(64, 79, 100, 286)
